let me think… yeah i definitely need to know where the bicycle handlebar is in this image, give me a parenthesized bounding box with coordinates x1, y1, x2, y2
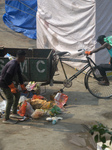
(54, 48, 88, 58)
(77, 49, 86, 56)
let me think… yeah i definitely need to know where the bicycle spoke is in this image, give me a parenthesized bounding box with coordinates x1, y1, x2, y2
(86, 68, 112, 99)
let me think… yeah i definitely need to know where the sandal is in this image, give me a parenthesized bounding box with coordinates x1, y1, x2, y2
(2, 119, 16, 124)
(98, 81, 109, 86)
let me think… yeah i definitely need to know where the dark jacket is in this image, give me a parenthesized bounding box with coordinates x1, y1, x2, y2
(0, 59, 23, 88)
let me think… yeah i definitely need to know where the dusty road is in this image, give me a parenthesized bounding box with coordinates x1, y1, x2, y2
(0, 1, 112, 150)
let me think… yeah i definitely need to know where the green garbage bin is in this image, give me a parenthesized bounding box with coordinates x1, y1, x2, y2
(0, 48, 53, 83)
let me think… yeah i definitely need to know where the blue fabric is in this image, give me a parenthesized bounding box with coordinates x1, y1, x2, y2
(3, 0, 37, 39)
(108, 48, 112, 57)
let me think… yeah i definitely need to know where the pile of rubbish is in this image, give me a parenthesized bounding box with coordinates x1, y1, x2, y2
(0, 52, 69, 124)
(0, 82, 68, 125)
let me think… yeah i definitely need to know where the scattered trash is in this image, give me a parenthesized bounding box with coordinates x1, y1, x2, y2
(26, 81, 38, 91)
(31, 109, 45, 119)
(4, 53, 15, 60)
(0, 112, 5, 118)
(25, 102, 34, 117)
(50, 94, 55, 101)
(26, 81, 46, 95)
(15, 87, 68, 123)
(26, 81, 41, 95)
(46, 116, 63, 125)
(54, 92, 68, 108)
(18, 100, 34, 117)
(50, 92, 58, 101)
(18, 100, 27, 117)
(52, 117, 58, 125)
(30, 98, 54, 110)
(48, 105, 62, 116)
(46, 117, 52, 122)
(0, 100, 7, 113)
(32, 94, 45, 100)
(19, 96, 27, 104)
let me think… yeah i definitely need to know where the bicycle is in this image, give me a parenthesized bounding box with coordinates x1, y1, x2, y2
(1, 49, 112, 99)
(53, 49, 112, 99)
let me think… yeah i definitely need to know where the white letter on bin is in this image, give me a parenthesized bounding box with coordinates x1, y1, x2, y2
(36, 60, 45, 73)
(20, 60, 27, 73)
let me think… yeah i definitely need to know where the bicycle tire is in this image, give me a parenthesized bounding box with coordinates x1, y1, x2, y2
(86, 68, 112, 99)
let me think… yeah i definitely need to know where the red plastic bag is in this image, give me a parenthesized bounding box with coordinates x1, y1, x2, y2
(18, 100, 27, 116)
(32, 94, 45, 100)
(54, 93, 68, 108)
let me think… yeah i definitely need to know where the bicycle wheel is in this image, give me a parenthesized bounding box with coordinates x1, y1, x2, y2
(86, 68, 112, 99)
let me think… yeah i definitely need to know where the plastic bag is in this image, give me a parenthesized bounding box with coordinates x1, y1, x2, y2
(31, 109, 45, 119)
(26, 82, 40, 93)
(25, 102, 34, 117)
(18, 100, 27, 116)
(46, 116, 63, 124)
(54, 93, 68, 108)
(18, 101, 34, 117)
(19, 96, 27, 104)
(41, 101, 52, 109)
(4, 53, 15, 60)
(26, 81, 37, 91)
(49, 105, 62, 116)
(32, 94, 45, 100)
(0, 100, 7, 112)
(31, 99, 45, 109)
(31, 99, 54, 110)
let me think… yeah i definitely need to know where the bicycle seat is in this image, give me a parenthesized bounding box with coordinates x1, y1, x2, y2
(56, 52, 70, 57)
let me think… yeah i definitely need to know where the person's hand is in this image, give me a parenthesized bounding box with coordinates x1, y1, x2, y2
(8, 83, 18, 93)
(20, 84, 28, 93)
(85, 51, 92, 55)
(11, 88, 19, 93)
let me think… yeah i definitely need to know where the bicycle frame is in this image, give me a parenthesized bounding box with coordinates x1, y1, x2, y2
(53, 55, 97, 85)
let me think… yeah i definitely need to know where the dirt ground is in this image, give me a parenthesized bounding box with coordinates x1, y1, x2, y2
(0, 1, 112, 150)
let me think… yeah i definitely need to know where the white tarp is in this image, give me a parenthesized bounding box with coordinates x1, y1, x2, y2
(36, 0, 112, 68)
